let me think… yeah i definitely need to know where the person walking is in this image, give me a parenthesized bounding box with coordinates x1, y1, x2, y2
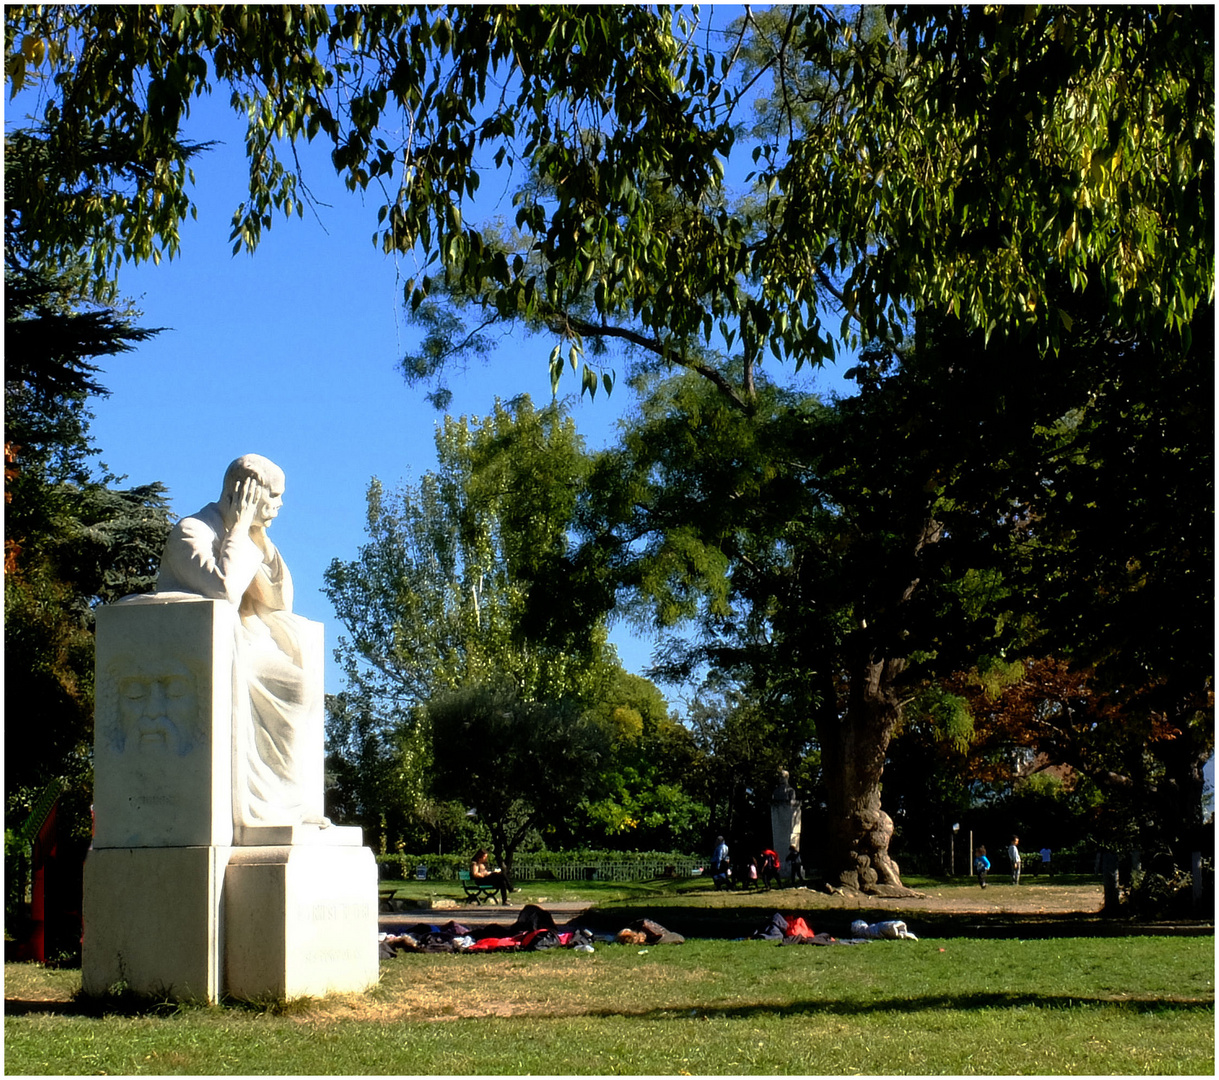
(712, 856, 736, 890)
(711, 835, 729, 875)
(787, 844, 806, 886)
(1008, 835, 1022, 885)
(974, 845, 990, 889)
(759, 848, 782, 889)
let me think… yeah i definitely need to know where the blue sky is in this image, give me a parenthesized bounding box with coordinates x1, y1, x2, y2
(31, 84, 849, 701)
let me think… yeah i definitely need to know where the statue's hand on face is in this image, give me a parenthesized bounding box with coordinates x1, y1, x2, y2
(230, 476, 262, 532)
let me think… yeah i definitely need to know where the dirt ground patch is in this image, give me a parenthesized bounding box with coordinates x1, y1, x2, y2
(822, 879, 1105, 917)
(300, 960, 714, 1024)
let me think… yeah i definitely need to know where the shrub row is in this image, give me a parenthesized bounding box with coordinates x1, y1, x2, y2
(376, 849, 706, 883)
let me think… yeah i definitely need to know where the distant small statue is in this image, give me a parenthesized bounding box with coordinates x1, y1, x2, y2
(154, 454, 327, 829)
(772, 768, 798, 805)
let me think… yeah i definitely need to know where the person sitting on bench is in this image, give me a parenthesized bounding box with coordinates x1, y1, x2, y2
(471, 849, 512, 905)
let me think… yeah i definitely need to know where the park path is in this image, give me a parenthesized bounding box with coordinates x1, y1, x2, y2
(380, 900, 593, 934)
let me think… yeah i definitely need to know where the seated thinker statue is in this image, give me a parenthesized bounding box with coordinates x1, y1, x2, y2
(154, 453, 328, 830)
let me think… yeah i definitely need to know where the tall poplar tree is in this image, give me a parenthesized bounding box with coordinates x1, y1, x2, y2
(323, 397, 617, 867)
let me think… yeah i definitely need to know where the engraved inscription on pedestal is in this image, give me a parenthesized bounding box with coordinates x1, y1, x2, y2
(93, 600, 235, 850)
(225, 842, 378, 1000)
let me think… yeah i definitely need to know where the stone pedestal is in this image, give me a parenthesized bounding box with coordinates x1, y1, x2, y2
(82, 845, 230, 1000)
(770, 770, 803, 875)
(93, 599, 236, 849)
(83, 599, 378, 1003)
(771, 800, 802, 873)
(225, 837, 378, 1000)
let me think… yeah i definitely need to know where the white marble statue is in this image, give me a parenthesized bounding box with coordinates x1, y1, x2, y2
(154, 454, 327, 829)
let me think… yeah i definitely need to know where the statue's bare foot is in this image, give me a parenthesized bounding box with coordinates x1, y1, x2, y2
(302, 814, 331, 828)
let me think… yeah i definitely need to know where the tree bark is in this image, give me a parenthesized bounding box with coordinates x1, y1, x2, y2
(816, 650, 915, 895)
(812, 514, 942, 895)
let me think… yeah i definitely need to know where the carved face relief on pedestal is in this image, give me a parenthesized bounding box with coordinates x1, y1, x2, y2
(100, 659, 202, 756)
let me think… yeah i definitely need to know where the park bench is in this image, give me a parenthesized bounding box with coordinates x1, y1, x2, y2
(378, 865, 428, 910)
(457, 869, 501, 904)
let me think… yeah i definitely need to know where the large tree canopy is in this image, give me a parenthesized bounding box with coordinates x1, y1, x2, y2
(324, 397, 609, 716)
(5, 4, 727, 393)
(6, 5, 1211, 892)
(6, 5, 1211, 387)
(762, 5, 1212, 353)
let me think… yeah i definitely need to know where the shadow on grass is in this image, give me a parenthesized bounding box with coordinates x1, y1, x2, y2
(7, 989, 1209, 1023)
(591, 992, 1214, 1022)
(4, 994, 190, 1019)
(4, 989, 320, 1019)
(577, 900, 1214, 941)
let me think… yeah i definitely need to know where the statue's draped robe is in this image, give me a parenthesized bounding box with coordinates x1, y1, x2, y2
(155, 502, 319, 826)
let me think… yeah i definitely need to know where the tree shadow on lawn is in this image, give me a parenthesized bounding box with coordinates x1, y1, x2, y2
(5, 998, 86, 1017)
(4, 990, 314, 1019)
(8, 989, 1209, 1023)
(585, 991, 1213, 1022)
(579, 902, 1214, 941)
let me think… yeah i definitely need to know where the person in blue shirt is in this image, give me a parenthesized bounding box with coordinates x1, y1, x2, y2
(974, 845, 991, 889)
(712, 855, 735, 890)
(711, 836, 729, 874)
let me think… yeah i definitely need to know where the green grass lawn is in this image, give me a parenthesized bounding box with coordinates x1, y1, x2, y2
(390, 872, 711, 911)
(6, 933, 1212, 1074)
(388, 871, 1098, 907)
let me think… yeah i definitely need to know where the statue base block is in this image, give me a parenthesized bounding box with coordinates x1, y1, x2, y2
(82, 845, 229, 1002)
(83, 840, 378, 1003)
(772, 802, 802, 875)
(223, 842, 378, 1001)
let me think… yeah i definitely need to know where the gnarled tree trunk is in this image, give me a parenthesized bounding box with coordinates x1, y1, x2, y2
(818, 651, 915, 895)
(815, 514, 943, 897)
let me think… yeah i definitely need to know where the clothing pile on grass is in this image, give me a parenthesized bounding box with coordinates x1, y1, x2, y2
(380, 905, 686, 958)
(380, 904, 596, 957)
(612, 918, 685, 946)
(750, 912, 918, 946)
